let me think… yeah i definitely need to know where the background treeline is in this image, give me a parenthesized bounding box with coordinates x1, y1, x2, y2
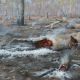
(0, 0, 80, 25)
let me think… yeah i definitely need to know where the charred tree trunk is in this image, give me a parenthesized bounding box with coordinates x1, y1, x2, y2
(18, 0, 24, 26)
(21, 0, 24, 25)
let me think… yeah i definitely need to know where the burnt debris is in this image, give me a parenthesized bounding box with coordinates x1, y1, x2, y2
(69, 36, 78, 49)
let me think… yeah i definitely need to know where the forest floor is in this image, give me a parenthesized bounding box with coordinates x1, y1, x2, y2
(0, 18, 80, 80)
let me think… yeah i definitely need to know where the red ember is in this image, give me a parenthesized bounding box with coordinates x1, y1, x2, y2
(34, 38, 53, 48)
(59, 64, 69, 71)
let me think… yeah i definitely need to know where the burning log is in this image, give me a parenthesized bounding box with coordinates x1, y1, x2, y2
(34, 38, 53, 48)
(59, 54, 71, 71)
(34, 54, 71, 77)
(69, 36, 78, 49)
(59, 64, 68, 71)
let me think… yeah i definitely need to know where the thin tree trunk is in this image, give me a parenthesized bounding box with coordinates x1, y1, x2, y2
(46, 12, 49, 18)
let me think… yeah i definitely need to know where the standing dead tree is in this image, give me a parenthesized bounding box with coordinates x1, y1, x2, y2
(21, 0, 24, 25)
(17, 0, 24, 26)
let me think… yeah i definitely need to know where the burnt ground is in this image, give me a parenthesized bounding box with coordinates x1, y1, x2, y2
(0, 20, 80, 80)
(0, 48, 80, 80)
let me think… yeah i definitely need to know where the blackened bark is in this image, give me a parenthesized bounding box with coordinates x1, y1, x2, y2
(21, 0, 24, 25)
(18, 0, 24, 26)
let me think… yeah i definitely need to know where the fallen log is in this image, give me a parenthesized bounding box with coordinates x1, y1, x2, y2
(35, 68, 56, 78)
(4, 32, 80, 50)
(45, 20, 61, 28)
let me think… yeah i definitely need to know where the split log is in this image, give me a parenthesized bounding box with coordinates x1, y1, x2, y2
(69, 36, 78, 49)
